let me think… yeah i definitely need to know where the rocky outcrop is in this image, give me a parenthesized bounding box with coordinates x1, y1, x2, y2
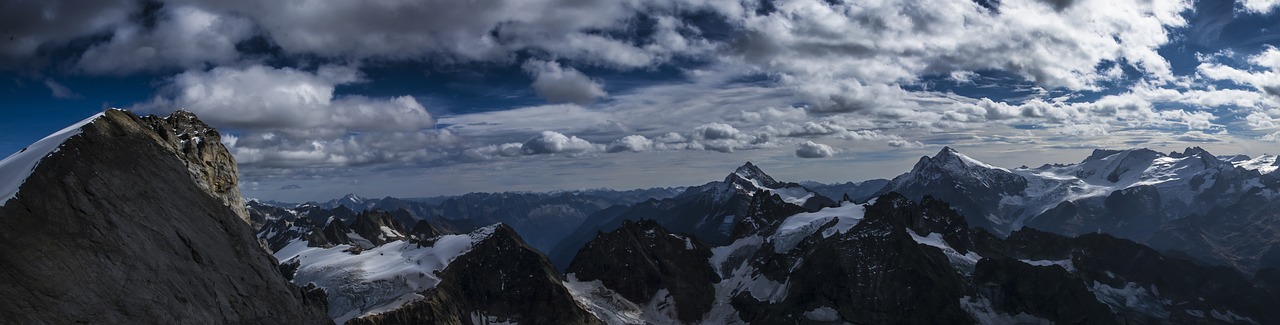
(348, 224, 601, 325)
(348, 210, 409, 246)
(567, 219, 719, 323)
(973, 257, 1117, 324)
(141, 110, 249, 223)
(0, 110, 329, 324)
(733, 193, 973, 324)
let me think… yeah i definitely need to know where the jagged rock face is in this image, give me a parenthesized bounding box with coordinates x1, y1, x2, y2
(732, 190, 810, 239)
(696, 192, 1280, 324)
(140, 110, 249, 223)
(348, 210, 410, 246)
(348, 225, 601, 325)
(880, 147, 1028, 232)
(733, 193, 972, 324)
(552, 162, 833, 270)
(408, 220, 442, 241)
(973, 257, 1117, 324)
(975, 228, 1280, 324)
(1148, 189, 1280, 272)
(0, 110, 329, 324)
(567, 219, 719, 323)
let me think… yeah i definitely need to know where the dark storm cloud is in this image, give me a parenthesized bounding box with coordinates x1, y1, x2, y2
(0, 0, 137, 68)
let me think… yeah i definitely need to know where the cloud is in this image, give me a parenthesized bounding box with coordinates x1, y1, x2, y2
(696, 0, 1196, 118)
(607, 135, 654, 153)
(43, 79, 81, 99)
(77, 5, 253, 74)
(695, 122, 740, 140)
(1262, 131, 1280, 142)
(0, 0, 137, 68)
(165, 0, 712, 68)
(887, 140, 925, 148)
(135, 64, 450, 169)
(521, 130, 599, 155)
(795, 141, 837, 158)
(138, 64, 434, 131)
(1239, 0, 1280, 14)
(1198, 46, 1280, 99)
(523, 60, 607, 104)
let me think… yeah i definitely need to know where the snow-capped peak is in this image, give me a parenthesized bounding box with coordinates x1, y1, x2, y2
(0, 112, 104, 206)
(340, 193, 364, 203)
(930, 146, 1010, 173)
(1231, 154, 1278, 175)
(728, 161, 779, 187)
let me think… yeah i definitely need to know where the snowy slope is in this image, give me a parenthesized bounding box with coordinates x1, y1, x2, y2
(276, 225, 499, 323)
(888, 147, 1266, 231)
(1231, 154, 1278, 175)
(770, 202, 865, 253)
(0, 112, 103, 205)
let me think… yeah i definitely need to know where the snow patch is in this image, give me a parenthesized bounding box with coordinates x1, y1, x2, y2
(563, 274, 647, 325)
(1020, 259, 1076, 273)
(771, 202, 865, 253)
(0, 112, 103, 206)
(960, 296, 1051, 325)
(277, 224, 499, 323)
(910, 230, 982, 271)
(1088, 281, 1169, 319)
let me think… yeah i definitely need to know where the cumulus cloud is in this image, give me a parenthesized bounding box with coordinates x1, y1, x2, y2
(523, 60, 607, 104)
(887, 140, 925, 148)
(77, 5, 253, 74)
(795, 141, 837, 158)
(138, 64, 434, 131)
(1239, 0, 1280, 14)
(1198, 47, 1280, 99)
(695, 122, 741, 140)
(607, 135, 654, 153)
(134, 64, 448, 168)
(521, 131, 598, 155)
(721, 0, 1191, 112)
(461, 130, 602, 160)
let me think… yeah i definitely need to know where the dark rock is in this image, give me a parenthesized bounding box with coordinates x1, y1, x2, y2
(567, 219, 719, 322)
(0, 110, 329, 324)
(974, 257, 1118, 324)
(348, 224, 601, 325)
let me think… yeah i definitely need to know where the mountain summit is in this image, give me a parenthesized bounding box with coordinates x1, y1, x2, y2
(0, 110, 328, 323)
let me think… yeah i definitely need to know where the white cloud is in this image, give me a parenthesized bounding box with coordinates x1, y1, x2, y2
(135, 64, 447, 169)
(77, 5, 253, 74)
(607, 135, 654, 153)
(887, 140, 925, 148)
(138, 64, 434, 131)
(695, 122, 740, 140)
(721, 0, 1191, 103)
(1262, 131, 1280, 142)
(1198, 46, 1280, 98)
(1239, 0, 1280, 14)
(521, 130, 599, 155)
(523, 60, 607, 104)
(795, 140, 837, 158)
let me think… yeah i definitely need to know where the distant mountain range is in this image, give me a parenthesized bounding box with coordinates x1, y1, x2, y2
(882, 146, 1280, 273)
(5, 110, 1280, 324)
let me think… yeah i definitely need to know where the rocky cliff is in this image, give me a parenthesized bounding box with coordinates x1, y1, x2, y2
(0, 109, 329, 324)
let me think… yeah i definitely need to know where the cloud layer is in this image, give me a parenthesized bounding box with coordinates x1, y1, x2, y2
(6, 0, 1280, 198)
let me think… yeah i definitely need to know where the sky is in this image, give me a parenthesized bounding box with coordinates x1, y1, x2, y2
(3, 0, 1280, 202)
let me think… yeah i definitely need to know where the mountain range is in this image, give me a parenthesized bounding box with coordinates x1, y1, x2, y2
(3, 110, 1280, 324)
